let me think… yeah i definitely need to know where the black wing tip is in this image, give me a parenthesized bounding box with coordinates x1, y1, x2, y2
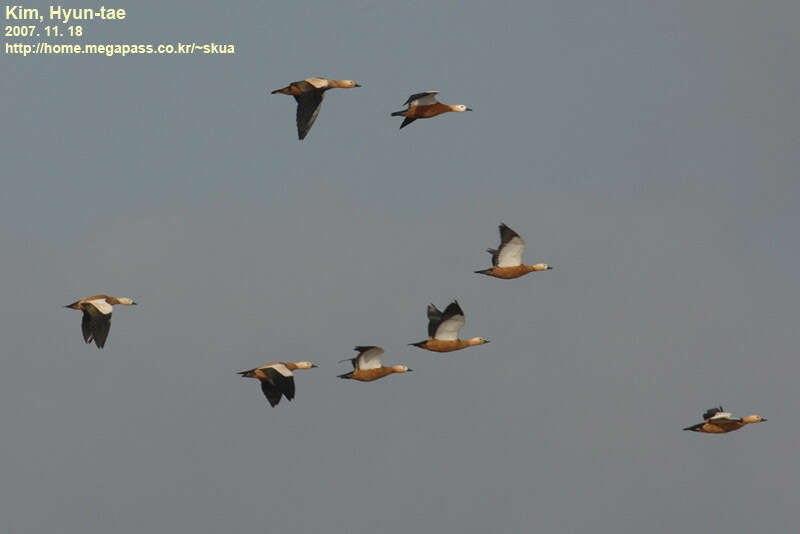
(683, 423, 703, 432)
(443, 300, 464, 317)
(474, 269, 491, 275)
(427, 303, 442, 318)
(409, 341, 426, 348)
(399, 117, 416, 129)
(354, 345, 377, 353)
(702, 406, 725, 419)
(498, 223, 520, 242)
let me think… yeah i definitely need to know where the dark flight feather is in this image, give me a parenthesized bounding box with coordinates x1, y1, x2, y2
(295, 91, 325, 140)
(441, 300, 464, 322)
(498, 223, 521, 246)
(258, 368, 296, 407)
(399, 117, 417, 129)
(403, 91, 438, 106)
(260, 381, 283, 407)
(702, 406, 725, 420)
(82, 304, 112, 349)
(426, 304, 443, 338)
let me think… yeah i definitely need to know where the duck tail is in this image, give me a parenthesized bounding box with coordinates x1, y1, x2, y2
(474, 268, 492, 276)
(337, 372, 353, 379)
(409, 341, 427, 349)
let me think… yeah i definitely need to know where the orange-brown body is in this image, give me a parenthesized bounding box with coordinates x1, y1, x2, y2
(241, 361, 314, 379)
(242, 363, 284, 380)
(340, 367, 404, 382)
(272, 84, 307, 96)
(475, 265, 548, 279)
(684, 414, 766, 434)
(697, 421, 746, 434)
(271, 78, 357, 96)
(65, 294, 126, 309)
(412, 339, 477, 353)
(396, 103, 458, 119)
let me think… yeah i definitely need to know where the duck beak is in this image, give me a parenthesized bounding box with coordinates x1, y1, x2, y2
(131, 302, 138, 305)
(547, 265, 554, 270)
(761, 417, 767, 422)
(407, 368, 414, 372)
(466, 107, 473, 111)
(311, 364, 319, 368)
(355, 83, 362, 87)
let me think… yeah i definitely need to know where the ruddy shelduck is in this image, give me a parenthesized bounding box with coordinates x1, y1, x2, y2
(410, 300, 489, 353)
(683, 406, 767, 434)
(64, 294, 136, 348)
(238, 361, 317, 407)
(475, 223, 553, 279)
(337, 346, 412, 382)
(391, 91, 472, 129)
(271, 77, 361, 140)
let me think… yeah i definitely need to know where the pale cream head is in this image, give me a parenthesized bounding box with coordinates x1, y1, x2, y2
(337, 80, 361, 88)
(393, 365, 412, 373)
(117, 297, 136, 305)
(453, 104, 473, 112)
(468, 337, 490, 346)
(742, 414, 766, 424)
(531, 264, 553, 271)
(294, 361, 317, 369)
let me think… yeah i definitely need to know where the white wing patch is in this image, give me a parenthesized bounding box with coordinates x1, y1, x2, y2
(266, 363, 294, 377)
(496, 236, 526, 267)
(410, 93, 439, 107)
(305, 78, 329, 89)
(357, 347, 384, 370)
(434, 315, 465, 341)
(708, 412, 735, 422)
(87, 299, 113, 315)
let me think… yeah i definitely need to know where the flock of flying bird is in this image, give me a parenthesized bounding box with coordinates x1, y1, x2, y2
(64, 76, 767, 435)
(269, 77, 471, 139)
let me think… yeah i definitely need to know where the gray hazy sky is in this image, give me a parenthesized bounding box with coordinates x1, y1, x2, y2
(2, 1, 799, 533)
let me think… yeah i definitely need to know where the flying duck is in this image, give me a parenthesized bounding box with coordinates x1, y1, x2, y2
(337, 346, 412, 382)
(238, 361, 317, 407)
(64, 294, 136, 348)
(270, 77, 361, 140)
(683, 406, 767, 434)
(475, 223, 553, 279)
(391, 91, 472, 129)
(410, 300, 489, 353)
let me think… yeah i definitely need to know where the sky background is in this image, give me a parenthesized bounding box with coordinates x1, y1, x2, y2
(2, 1, 799, 532)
